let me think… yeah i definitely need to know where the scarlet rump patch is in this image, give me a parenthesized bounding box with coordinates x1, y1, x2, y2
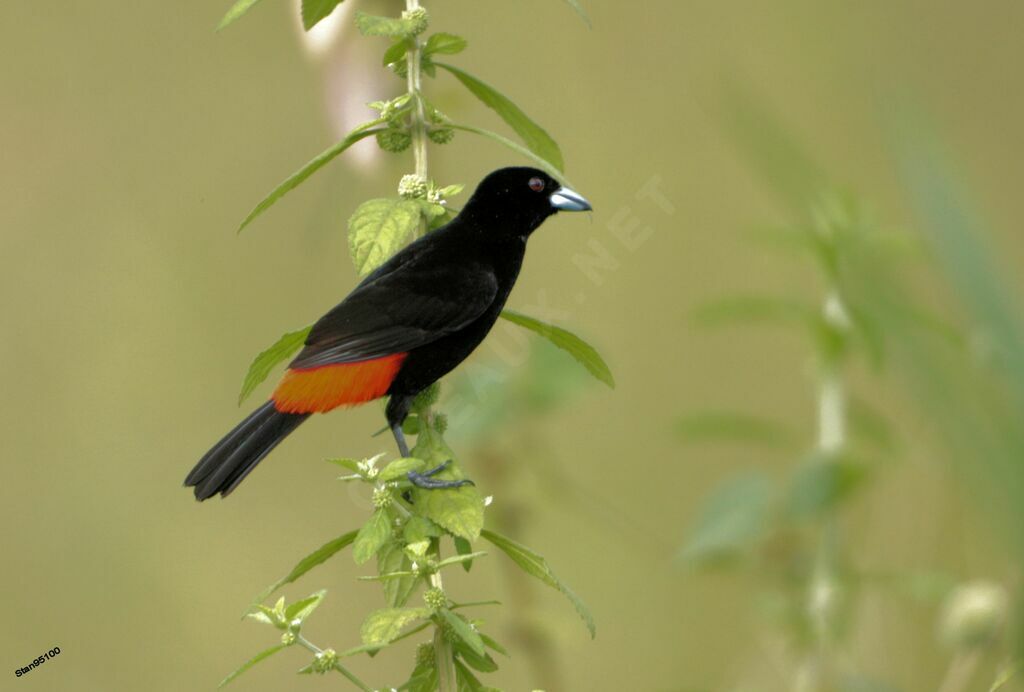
(272, 353, 406, 414)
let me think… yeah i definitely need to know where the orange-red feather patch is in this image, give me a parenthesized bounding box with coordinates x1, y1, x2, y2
(272, 353, 407, 414)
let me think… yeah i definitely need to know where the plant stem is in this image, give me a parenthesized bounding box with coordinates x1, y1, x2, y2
(796, 290, 848, 692)
(405, 0, 428, 181)
(295, 634, 373, 692)
(402, 5, 454, 687)
(430, 538, 457, 692)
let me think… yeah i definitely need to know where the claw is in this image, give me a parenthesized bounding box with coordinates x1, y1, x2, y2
(407, 460, 475, 490)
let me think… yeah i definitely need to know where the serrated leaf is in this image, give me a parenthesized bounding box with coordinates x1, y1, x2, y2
(355, 11, 417, 37)
(424, 33, 467, 56)
(378, 541, 419, 607)
(410, 427, 484, 540)
(238, 118, 387, 232)
(252, 530, 358, 605)
(380, 457, 426, 482)
(787, 455, 868, 519)
(450, 123, 568, 186)
(238, 326, 311, 404)
(354, 509, 393, 564)
(301, 0, 345, 31)
(678, 472, 772, 566)
(284, 589, 326, 622)
(217, 0, 266, 31)
(676, 411, 796, 447)
(438, 63, 563, 171)
(561, 0, 592, 27)
(440, 608, 485, 656)
(348, 198, 422, 275)
(500, 310, 614, 388)
(360, 607, 430, 646)
(218, 644, 287, 688)
(415, 484, 484, 541)
(480, 529, 595, 637)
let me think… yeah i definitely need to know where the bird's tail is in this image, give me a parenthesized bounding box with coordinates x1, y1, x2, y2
(185, 401, 309, 501)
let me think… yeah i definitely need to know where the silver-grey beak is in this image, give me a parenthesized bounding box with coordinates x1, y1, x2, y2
(550, 186, 592, 212)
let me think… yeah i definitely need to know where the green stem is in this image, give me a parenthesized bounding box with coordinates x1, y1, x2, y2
(430, 538, 457, 692)
(796, 290, 848, 692)
(403, 4, 454, 688)
(405, 0, 428, 181)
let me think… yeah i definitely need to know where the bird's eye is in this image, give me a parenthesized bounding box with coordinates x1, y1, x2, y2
(528, 177, 545, 192)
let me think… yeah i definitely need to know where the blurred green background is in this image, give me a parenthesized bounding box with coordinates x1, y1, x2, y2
(3, 1, 1024, 690)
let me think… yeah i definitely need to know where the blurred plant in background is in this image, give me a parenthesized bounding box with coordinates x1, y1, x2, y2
(677, 88, 1023, 692)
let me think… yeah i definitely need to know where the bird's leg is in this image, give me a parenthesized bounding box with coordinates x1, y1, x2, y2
(386, 393, 474, 490)
(391, 422, 411, 458)
(407, 460, 475, 490)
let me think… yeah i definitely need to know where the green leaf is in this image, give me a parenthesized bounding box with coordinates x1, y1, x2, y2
(353, 509, 393, 565)
(500, 310, 614, 388)
(436, 552, 487, 570)
(301, 0, 345, 31)
(252, 530, 358, 605)
(410, 427, 484, 540)
(360, 607, 430, 646)
(284, 589, 326, 622)
(217, 0, 266, 31)
(678, 472, 772, 566)
(449, 123, 568, 186)
(403, 516, 441, 544)
(437, 63, 563, 171)
(415, 484, 484, 541)
(237, 326, 311, 405)
(218, 644, 287, 688)
(238, 119, 387, 232)
(424, 33, 468, 57)
(382, 39, 410, 66)
(348, 198, 422, 275)
(676, 411, 796, 447)
(453, 658, 485, 692)
(787, 455, 868, 519)
(327, 457, 363, 475)
(456, 641, 498, 673)
(479, 632, 508, 656)
(402, 654, 439, 692)
(561, 0, 592, 28)
(439, 608, 485, 656)
(379, 457, 427, 482)
(355, 11, 417, 38)
(378, 541, 419, 607)
(453, 535, 474, 572)
(480, 529, 596, 637)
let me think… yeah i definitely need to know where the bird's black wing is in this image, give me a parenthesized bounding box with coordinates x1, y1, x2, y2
(288, 257, 498, 369)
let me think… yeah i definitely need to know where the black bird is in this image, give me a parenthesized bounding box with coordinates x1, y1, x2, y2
(185, 167, 591, 500)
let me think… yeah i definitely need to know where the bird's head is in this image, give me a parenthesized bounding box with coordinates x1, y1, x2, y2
(459, 167, 592, 237)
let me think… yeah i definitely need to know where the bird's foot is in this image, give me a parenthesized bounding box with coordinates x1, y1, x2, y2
(407, 460, 475, 490)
